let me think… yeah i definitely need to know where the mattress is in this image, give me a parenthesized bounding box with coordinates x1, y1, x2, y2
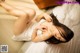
(20, 3, 80, 53)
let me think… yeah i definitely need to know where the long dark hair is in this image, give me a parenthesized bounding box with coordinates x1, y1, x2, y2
(45, 13, 74, 44)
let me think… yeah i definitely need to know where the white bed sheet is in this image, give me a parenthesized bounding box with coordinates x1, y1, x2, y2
(19, 3, 80, 53)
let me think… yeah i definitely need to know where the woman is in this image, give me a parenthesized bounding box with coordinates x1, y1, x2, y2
(0, 0, 74, 53)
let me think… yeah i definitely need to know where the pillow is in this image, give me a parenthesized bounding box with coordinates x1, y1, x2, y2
(33, 0, 63, 9)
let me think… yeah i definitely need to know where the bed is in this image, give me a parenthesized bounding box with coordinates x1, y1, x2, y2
(19, 3, 80, 53)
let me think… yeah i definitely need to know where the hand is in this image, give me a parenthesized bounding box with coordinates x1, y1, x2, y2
(35, 13, 52, 22)
(43, 13, 52, 22)
(35, 25, 41, 30)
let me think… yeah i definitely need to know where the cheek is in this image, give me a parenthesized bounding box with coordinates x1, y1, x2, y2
(47, 25, 53, 30)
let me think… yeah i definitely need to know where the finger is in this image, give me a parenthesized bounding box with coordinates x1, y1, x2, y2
(43, 13, 52, 22)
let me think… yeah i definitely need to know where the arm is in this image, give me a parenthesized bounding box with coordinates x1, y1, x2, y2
(35, 13, 52, 22)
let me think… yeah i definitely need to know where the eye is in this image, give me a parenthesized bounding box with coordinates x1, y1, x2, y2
(57, 37, 62, 41)
(56, 34, 66, 41)
(54, 34, 61, 40)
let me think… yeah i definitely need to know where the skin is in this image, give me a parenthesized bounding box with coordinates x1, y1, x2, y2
(0, 1, 36, 35)
(0, 0, 66, 42)
(32, 19, 66, 42)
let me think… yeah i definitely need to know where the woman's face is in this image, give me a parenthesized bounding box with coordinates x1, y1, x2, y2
(39, 20, 66, 42)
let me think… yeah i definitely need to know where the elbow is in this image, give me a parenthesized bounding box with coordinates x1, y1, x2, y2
(13, 31, 21, 36)
(31, 38, 43, 42)
(13, 30, 22, 36)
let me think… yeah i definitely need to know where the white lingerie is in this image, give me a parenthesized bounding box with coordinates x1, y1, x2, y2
(12, 19, 46, 41)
